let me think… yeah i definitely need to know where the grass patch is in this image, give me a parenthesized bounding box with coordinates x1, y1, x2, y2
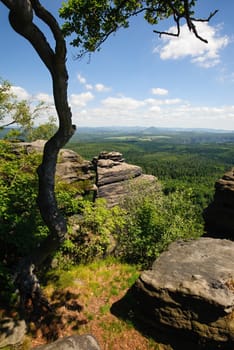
(12, 258, 166, 349)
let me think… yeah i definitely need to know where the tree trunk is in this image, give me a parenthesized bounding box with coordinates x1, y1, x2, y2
(1, 0, 75, 307)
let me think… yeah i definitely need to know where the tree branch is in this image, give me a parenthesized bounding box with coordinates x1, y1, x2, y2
(153, 1, 218, 44)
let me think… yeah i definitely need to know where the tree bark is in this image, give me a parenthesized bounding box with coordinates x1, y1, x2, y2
(1, 0, 75, 304)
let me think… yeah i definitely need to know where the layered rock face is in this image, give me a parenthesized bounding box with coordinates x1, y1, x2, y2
(204, 168, 234, 239)
(93, 151, 156, 207)
(131, 238, 234, 349)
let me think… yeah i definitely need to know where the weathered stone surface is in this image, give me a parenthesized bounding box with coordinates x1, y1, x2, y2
(131, 238, 234, 348)
(32, 334, 101, 350)
(13, 140, 95, 186)
(93, 151, 157, 207)
(56, 149, 94, 184)
(204, 168, 234, 239)
(0, 318, 26, 348)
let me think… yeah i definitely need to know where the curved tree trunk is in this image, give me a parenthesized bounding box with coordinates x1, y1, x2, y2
(1, 0, 75, 307)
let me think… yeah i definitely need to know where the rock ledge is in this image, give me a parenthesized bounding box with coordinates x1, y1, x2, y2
(132, 238, 234, 348)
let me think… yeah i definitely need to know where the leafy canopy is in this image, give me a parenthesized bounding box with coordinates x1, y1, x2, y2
(59, 0, 216, 57)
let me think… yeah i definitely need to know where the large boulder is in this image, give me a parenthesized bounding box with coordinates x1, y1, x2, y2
(204, 168, 234, 239)
(13, 140, 95, 187)
(93, 151, 156, 207)
(56, 149, 94, 184)
(32, 334, 101, 350)
(130, 238, 234, 349)
(0, 318, 26, 348)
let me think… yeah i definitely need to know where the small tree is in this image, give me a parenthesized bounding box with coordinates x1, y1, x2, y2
(0, 0, 216, 308)
(0, 78, 56, 141)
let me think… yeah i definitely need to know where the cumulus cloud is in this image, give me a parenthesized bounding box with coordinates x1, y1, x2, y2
(69, 88, 234, 130)
(155, 22, 229, 68)
(102, 96, 145, 110)
(77, 73, 110, 92)
(35, 92, 54, 104)
(95, 83, 111, 92)
(10, 86, 30, 100)
(151, 87, 168, 95)
(145, 98, 182, 106)
(77, 74, 87, 85)
(70, 91, 94, 107)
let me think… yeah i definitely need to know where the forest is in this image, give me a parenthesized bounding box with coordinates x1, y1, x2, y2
(68, 127, 234, 209)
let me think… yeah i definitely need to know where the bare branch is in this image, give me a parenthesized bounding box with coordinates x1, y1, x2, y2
(191, 9, 219, 23)
(154, 13, 181, 38)
(0, 120, 16, 128)
(153, 1, 218, 44)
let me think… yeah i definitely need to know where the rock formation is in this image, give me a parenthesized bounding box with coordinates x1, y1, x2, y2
(127, 238, 234, 349)
(13, 144, 158, 207)
(13, 140, 95, 189)
(93, 151, 156, 207)
(0, 318, 26, 348)
(204, 168, 234, 239)
(32, 334, 101, 350)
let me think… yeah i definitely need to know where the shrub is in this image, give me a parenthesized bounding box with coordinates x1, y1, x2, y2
(116, 179, 203, 268)
(54, 198, 126, 268)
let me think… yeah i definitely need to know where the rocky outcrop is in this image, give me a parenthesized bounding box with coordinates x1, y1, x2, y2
(0, 318, 26, 348)
(13, 144, 157, 207)
(56, 149, 94, 185)
(128, 238, 234, 349)
(204, 168, 234, 239)
(93, 151, 156, 207)
(32, 334, 101, 350)
(13, 140, 95, 188)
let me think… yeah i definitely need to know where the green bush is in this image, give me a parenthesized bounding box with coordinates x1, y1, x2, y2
(116, 179, 203, 268)
(0, 142, 46, 265)
(55, 198, 126, 268)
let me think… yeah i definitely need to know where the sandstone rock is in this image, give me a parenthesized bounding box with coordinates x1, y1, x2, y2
(93, 151, 157, 207)
(12, 139, 46, 154)
(56, 149, 94, 184)
(32, 334, 101, 350)
(204, 168, 234, 239)
(0, 318, 26, 348)
(131, 238, 234, 349)
(13, 140, 95, 187)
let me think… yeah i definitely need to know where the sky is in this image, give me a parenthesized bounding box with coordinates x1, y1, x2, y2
(1, 0, 234, 130)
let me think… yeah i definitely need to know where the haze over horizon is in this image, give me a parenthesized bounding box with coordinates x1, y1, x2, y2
(1, 0, 234, 131)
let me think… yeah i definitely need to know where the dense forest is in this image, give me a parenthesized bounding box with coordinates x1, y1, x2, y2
(68, 127, 234, 210)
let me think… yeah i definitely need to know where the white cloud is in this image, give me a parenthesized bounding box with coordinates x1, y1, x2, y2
(77, 73, 110, 92)
(151, 87, 168, 95)
(70, 92, 94, 107)
(35, 92, 54, 104)
(85, 84, 93, 90)
(77, 73, 86, 85)
(145, 98, 182, 106)
(155, 22, 229, 68)
(69, 89, 234, 130)
(78, 73, 93, 90)
(102, 96, 145, 110)
(10, 86, 30, 100)
(95, 83, 111, 92)
(149, 106, 161, 113)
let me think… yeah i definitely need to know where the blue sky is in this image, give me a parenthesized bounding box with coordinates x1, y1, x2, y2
(1, 0, 234, 130)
